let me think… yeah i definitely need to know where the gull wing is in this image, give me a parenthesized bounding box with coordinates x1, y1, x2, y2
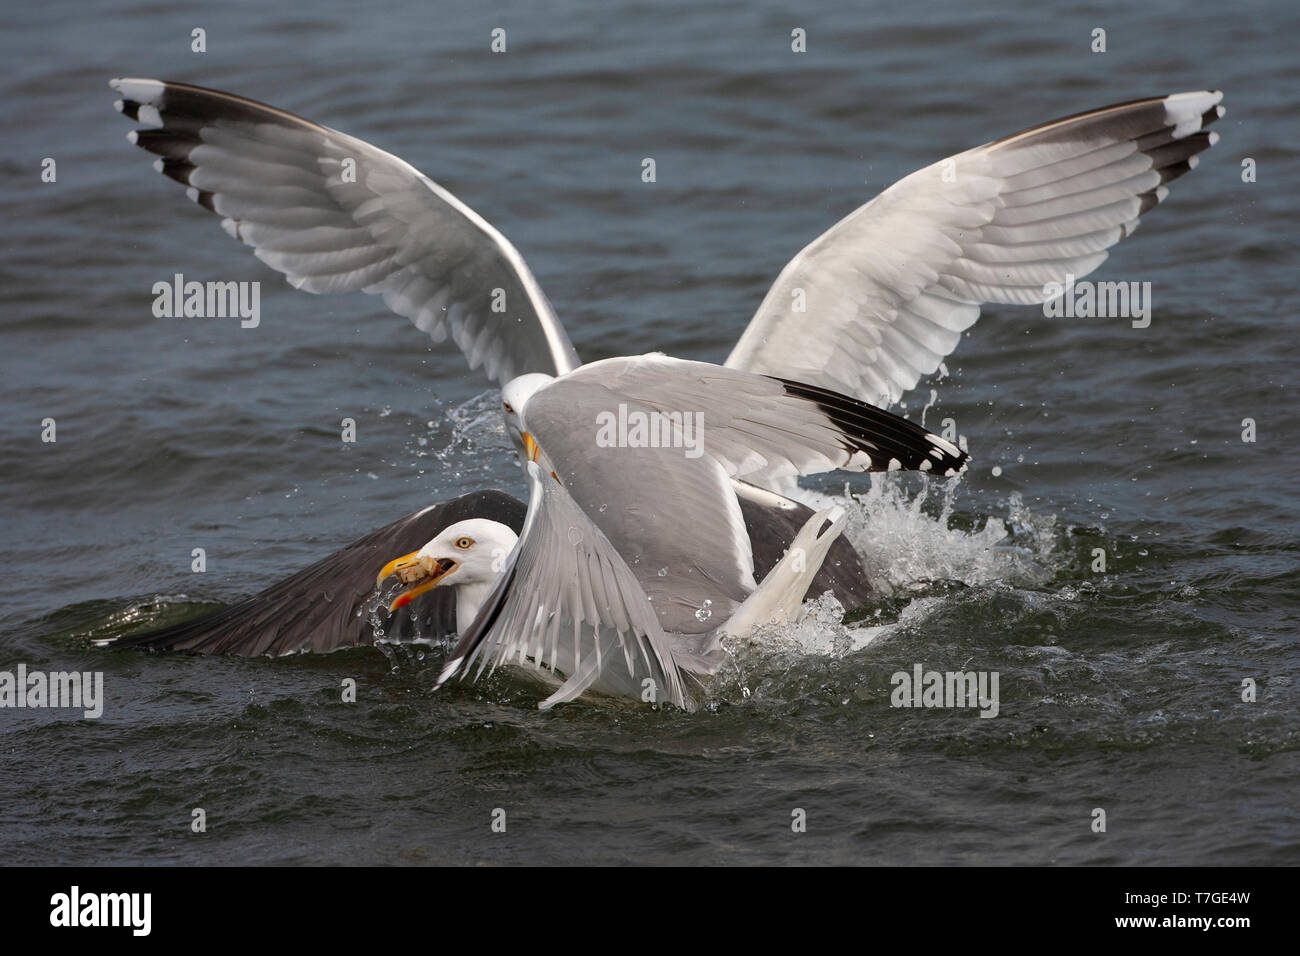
(437, 463, 687, 710)
(103, 490, 527, 656)
(532, 354, 969, 489)
(110, 78, 581, 384)
(726, 91, 1225, 407)
(508, 355, 961, 634)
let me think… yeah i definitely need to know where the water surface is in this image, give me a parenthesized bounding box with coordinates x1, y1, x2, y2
(1, 0, 1296, 865)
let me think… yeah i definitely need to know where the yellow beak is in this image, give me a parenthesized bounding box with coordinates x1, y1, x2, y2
(376, 551, 459, 612)
(522, 431, 540, 462)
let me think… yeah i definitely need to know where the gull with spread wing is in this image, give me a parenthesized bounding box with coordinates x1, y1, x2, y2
(104, 80, 1223, 703)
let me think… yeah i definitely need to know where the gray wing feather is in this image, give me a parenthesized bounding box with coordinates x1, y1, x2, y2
(110, 78, 581, 384)
(536, 355, 967, 486)
(726, 91, 1225, 407)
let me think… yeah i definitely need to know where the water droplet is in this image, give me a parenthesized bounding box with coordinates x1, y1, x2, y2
(695, 599, 713, 622)
(567, 526, 582, 545)
(991, 465, 1003, 477)
(657, 567, 668, 577)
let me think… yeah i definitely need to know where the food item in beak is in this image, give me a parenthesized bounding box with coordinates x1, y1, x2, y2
(376, 554, 459, 611)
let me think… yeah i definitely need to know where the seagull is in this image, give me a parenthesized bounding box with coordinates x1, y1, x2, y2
(110, 346, 969, 711)
(105, 79, 1223, 706)
(106, 488, 874, 657)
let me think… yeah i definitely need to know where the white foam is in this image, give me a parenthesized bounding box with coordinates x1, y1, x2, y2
(800, 478, 1058, 594)
(711, 476, 1062, 705)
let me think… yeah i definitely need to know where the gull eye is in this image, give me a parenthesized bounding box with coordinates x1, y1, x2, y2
(502, 401, 514, 414)
(455, 536, 474, 550)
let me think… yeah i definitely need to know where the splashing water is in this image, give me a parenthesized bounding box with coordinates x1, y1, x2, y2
(710, 475, 1065, 699)
(417, 390, 515, 475)
(793, 477, 1058, 595)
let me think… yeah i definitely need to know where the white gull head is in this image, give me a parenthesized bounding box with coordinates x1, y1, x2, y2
(378, 518, 519, 633)
(500, 372, 554, 465)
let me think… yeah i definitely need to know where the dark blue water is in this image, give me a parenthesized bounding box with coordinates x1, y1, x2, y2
(1, 0, 1297, 864)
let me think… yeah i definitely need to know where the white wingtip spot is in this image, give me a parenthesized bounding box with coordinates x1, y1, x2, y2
(220, 218, 240, 240)
(919, 459, 933, 472)
(1164, 90, 1223, 115)
(1156, 185, 1169, 203)
(185, 186, 200, 203)
(887, 457, 902, 472)
(1164, 90, 1225, 139)
(928, 433, 962, 458)
(1208, 130, 1220, 147)
(152, 157, 163, 173)
(112, 98, 125, 113)
(127, 130, 139, 145)
(112, 78, 166, 102)
(137, 103, 163, 128)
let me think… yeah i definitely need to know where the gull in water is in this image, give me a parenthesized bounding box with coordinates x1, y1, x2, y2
(106, 488, 875, 658)
(405, 358, 966, 709)
(104, 79, 1224, 707)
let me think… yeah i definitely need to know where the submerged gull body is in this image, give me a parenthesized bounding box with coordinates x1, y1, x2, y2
(104, 79, 1223, 707)
(112, 488, 874, 658)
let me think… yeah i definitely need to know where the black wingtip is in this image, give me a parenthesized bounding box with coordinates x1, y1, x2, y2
(771, 376, 969, 476)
